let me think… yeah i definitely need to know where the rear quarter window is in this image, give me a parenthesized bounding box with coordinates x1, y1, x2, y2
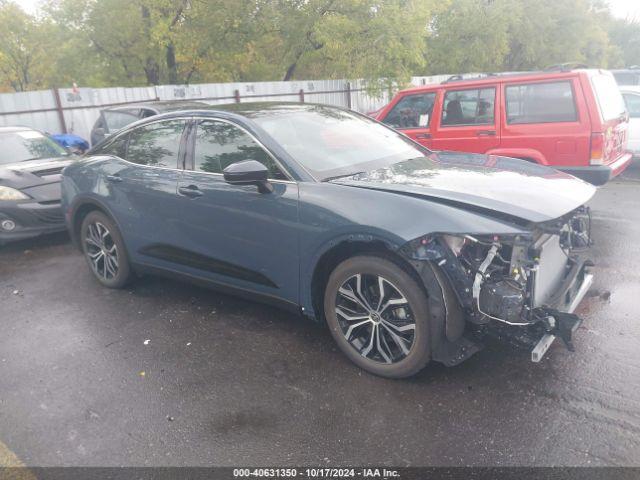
(591, 74, 627, 121)
(506, 81, 577, 124)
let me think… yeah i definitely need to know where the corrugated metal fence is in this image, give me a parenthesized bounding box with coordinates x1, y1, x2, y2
(0, 75, 453, 142)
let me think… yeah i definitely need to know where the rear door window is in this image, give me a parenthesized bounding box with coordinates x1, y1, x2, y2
(623, 92, 640, 118)
(125, 120, 186, 168)
(441, 88, 495, 126)
(506, 81, 577, 124)
(103, 110, 140, 132)
(382, 92, 436, 129)
(591, 74, 628, 121)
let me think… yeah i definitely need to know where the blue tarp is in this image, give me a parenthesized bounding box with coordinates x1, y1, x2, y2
(50, 133, 90, 152)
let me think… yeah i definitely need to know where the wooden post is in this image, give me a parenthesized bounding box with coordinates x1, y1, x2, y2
(234, 89, 241, 103)
(299, 89, 305, 103)
(346, 82, 352, 109)
(52, 88, 67, 134)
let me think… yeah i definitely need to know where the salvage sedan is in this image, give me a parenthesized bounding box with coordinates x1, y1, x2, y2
(0, 127, 74, 245)
(61, 103, 596, 378)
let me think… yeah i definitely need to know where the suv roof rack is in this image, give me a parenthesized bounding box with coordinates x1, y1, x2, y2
(442, 73, 498, 84)
(545, 62, 589, 72)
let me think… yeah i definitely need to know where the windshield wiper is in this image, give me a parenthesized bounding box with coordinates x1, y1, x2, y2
(322, 171, 366, 182)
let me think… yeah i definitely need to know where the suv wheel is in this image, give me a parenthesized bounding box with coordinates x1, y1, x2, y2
(324, 255, 431, 378)
(80, 211, 131, 288)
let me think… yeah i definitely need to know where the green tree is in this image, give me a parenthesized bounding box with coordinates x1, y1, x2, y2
(425, 0, 614, 75)
(607, 18, 640, 67)
(0, 1, 56, 91)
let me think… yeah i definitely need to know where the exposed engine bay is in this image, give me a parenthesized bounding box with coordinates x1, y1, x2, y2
(401, 206, 594, 363)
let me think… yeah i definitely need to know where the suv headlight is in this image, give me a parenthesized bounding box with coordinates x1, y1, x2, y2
(0, 186, 29, 201)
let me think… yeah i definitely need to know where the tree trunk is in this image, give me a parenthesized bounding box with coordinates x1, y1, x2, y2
(144, 58, 160, 85)
(283, 62, 297, 81)
(166, 42, 178, 84)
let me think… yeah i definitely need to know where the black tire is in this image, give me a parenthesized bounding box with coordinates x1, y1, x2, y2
(80, 210, 132, 288)
(324, 255, 431, 378)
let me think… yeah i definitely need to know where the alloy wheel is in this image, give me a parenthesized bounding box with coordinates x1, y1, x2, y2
(334, 273, 416, 364)
(84, 221, 119, 281)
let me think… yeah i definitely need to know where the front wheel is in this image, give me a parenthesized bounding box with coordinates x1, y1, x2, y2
(324, 255, 431, 378)
(80, 211, 132, 288)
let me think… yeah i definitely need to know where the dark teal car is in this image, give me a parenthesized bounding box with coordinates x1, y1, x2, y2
(62, 103, 596, 378)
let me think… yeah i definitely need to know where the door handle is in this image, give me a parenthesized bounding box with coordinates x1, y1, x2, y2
(178, 185, 203, 198)
(415, 133, 432, 140)
(106, 174, 122, 183)
(477, 130, 496, 137)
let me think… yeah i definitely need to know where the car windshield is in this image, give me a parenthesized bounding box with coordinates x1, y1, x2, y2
(251, 106, 429, 180)
(0, 130, 68, 165)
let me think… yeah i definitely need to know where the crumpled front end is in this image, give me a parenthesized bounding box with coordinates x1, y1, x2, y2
(400, 206, 594, 364)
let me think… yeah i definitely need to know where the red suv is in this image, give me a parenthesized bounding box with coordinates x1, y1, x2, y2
(375, 69, 632, 185)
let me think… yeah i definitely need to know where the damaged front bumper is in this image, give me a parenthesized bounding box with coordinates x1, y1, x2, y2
(401, 206, 595, 364)
(530, 261, 594, 362)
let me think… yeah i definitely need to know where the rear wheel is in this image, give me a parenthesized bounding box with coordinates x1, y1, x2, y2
(80, 211, 131, 288)
(324, 255, 431, 378)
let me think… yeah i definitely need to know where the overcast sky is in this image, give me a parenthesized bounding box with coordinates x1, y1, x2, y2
(16, 0, 640, 20)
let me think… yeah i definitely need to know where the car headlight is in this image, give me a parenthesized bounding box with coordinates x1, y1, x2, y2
(0, 186, 29, 201)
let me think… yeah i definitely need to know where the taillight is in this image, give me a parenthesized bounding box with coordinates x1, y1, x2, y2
(590, 132, 604, 165)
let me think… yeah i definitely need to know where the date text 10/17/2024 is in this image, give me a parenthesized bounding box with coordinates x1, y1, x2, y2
(233, 468, 401, 478)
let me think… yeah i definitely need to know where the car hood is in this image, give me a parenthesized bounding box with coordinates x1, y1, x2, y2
(0, 156, 74, 190)
(329, 152, 597, 223)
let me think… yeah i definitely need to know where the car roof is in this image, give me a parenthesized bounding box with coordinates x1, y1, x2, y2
(400, 68, 607, 94)
(139, 102, 353, 121)
(189, 101, 340, 117)
(0, 126, 36, 134)
(105, 100, 209, 113)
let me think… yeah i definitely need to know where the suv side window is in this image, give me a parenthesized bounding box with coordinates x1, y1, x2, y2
(382, 92, 436, 129)
(506, 81, 577, 124)
(441, 88, 495, 126)
(193, 120, 288, 180)
(125, 120, 186, 167)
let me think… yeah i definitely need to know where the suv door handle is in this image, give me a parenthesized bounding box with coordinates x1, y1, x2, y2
(106, 174, 122, 183)
(178, 185, 203, 198)
(415, 133, 432, 139)
(477, 130, 496, 137)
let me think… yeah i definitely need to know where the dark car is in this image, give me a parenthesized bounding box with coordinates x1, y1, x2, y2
(62, 103, 596, 378)
(0, 126, 75, 245)
(612, 67, 640, 87)
(89, 100, 209, 146)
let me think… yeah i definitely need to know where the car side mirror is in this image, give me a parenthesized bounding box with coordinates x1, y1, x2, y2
(223, 160, 273, 194)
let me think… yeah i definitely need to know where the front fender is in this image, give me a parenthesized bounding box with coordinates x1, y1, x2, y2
(297, 182, 528, 318)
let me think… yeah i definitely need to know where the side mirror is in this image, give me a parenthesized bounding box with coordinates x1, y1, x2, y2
(223, 160, 273, 194)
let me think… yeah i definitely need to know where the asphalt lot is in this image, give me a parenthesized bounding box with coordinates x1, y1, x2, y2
(1, 163, 640, 467)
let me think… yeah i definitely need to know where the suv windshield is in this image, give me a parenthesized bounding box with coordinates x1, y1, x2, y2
(252, 106, 429, 180)
(591, 73, 627, 121)
(0, 130, 68, 165)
